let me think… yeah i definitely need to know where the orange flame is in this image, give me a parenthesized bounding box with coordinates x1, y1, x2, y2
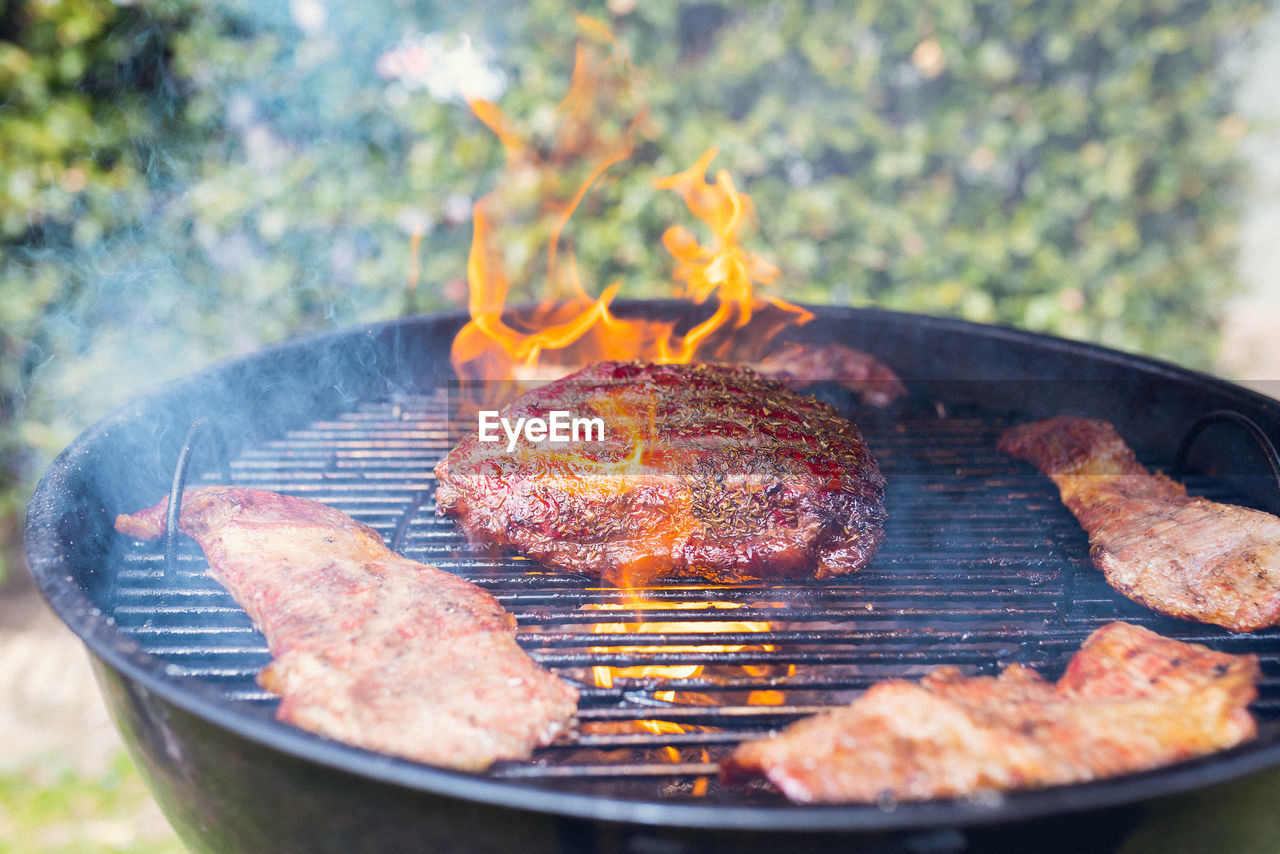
(583, 598, 786, 767)
(450, 18, 812, 402)
(584, 600, 773, 690)
(446, 25, 805, 769)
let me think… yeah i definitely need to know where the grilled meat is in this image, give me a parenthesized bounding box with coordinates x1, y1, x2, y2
(435, 361, 886, 587)
(115, 487, 578, 771)
(507, 342, 906, 407)
(752, 341, 907, 407)
(722, 622, 1258, 803)
(999, 416, 1280, 632)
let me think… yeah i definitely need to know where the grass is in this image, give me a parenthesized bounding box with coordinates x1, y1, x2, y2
(0, 750, 185, 854)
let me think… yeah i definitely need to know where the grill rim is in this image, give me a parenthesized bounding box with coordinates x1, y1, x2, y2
(24, 302, 1280, 834)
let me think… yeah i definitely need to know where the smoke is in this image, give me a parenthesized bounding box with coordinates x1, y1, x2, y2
(7, 1, 1269, 581)
(6, 3, 531, 513)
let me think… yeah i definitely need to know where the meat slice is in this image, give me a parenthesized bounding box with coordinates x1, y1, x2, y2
(435, 361, 886, 587)
(722, 622, 1258, 803)
(506, 342, 906, 408)
(751, 341, 907, 408)
(115, 487, 578, 771)
(999, 416, 1280, 632)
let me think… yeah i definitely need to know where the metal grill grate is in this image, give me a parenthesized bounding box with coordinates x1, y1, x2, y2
(107, 389, 1280, 800)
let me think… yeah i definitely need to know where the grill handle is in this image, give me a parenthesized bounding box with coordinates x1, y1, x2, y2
(1172, 410, 1280, 511)
(164, 420, 230, 577)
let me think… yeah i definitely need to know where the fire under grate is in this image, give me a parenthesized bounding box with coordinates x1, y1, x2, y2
(106, 388, 1280, 801)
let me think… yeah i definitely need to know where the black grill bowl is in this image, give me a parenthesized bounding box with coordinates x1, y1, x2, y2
(24, 303, 1280, 853)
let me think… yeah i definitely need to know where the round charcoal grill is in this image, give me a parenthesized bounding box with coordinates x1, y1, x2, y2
(25, 303, 1280, 853)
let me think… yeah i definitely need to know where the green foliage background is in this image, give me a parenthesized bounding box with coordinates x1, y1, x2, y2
(0, 0, 1265, 582)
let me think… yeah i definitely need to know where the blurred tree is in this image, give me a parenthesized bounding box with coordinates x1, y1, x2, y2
(0, 0, 1265, 582)
(0, 0, 196, 580)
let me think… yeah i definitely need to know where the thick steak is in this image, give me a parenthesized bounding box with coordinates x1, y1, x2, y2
(435, 361, 886, 587)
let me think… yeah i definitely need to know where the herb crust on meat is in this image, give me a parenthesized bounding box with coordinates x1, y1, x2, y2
(435, 361, 887, 587)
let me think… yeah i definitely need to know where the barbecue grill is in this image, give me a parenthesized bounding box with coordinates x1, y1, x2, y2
(25, 302, 1280, 853)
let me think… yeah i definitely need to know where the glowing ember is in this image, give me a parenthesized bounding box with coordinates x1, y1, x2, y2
(584, 600, 773, 690)
(636, 719, 686, 763)
(582, 598, 783, 776)
(450, 17, 814, 404)
(746, 689, 786, 706)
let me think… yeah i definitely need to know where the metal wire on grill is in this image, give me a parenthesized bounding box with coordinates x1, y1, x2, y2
(1172, 409, 1280, 514)
(164, 419, 231, 579)
(118, 395, 1280, 798)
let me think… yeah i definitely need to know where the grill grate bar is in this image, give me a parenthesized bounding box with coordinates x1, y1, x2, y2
(533, 649, 1039, 668)
(567, 732, 746, 749)
(491, 762, 719, 780)
(573, 705, 825, 722)
(104, 390, 1280, 800)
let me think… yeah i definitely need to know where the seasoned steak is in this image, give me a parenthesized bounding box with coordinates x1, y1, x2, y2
(115, 487, 578, 771)
(435, 361, 886, 587)
(999, 416, 1280, 632)
(722, 622, 1258, 803)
